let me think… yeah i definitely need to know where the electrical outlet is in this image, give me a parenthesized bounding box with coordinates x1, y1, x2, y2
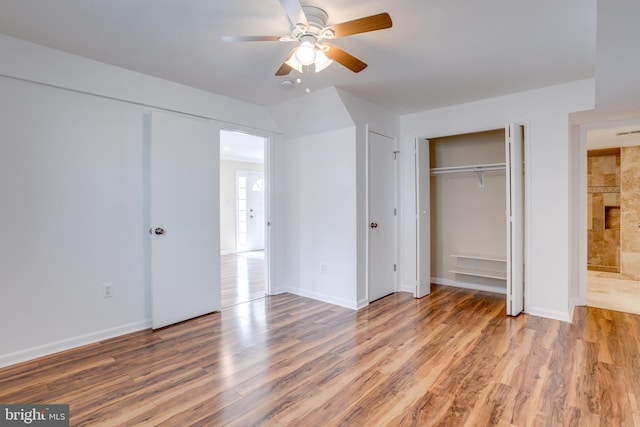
(320, 263, 327, 274)
(102, 282, 114, 298)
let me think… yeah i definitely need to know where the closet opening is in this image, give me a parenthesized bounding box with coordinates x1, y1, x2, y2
(416, 125, 525, 315)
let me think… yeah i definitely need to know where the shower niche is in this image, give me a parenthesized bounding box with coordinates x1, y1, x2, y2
(604, 206, 620, 230)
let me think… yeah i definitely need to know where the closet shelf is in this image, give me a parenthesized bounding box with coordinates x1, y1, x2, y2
(449, 253, 507, 281)
(450, 253, 506, 263)
(449, 267, 507, 281)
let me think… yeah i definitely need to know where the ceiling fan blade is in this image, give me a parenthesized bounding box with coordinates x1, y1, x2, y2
(278, 0, 308, 28)
(276, 62, 293, 76)
(275, 49, 296, 76)
(324, 43, 367, 73)
(330, 13, 392, 38)
(221, 35, 282, 42)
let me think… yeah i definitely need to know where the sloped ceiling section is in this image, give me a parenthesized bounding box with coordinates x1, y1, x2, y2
(595, 0, 640, 111)
(268, 86, 354, 138)
(0, 34, 281, 132)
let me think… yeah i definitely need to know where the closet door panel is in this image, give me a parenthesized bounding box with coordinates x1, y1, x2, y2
(416, 138, 430, 297)
(506, 124, 524, 315)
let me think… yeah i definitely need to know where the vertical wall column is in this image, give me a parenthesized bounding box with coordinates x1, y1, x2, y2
(620, 146, 640, 279)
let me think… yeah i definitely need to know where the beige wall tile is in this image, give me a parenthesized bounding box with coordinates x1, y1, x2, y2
(621, 252, 640, 281)
(621, 146, 640, 254)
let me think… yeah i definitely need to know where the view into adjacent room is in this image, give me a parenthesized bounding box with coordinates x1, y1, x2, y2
(586, 125, 640, 315)
(220, 130, 266, 307)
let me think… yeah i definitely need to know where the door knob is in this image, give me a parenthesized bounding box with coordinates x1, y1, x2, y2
(370, 222, 378, 229)
(154, 227, 165, 235)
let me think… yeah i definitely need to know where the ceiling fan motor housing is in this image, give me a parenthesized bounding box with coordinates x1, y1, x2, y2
(291, 6, 329, 39)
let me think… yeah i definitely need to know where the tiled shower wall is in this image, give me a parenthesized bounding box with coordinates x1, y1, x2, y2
(588, 146, 640, 280)
(587, 149, 620, 272)
(620, 146, 640, 280)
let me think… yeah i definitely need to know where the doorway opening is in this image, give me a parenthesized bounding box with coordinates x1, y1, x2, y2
(584, 124, 640, 315)
(220, 129, 268, 308)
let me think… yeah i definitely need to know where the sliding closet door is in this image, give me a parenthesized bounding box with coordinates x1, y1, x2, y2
(415, 138, 431, 298)
(149, 110, 221, 329)
(505, 124, 524, 315)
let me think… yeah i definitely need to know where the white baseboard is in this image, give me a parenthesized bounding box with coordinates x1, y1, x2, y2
(399, 283, 415, 294)
(0, 320, 151, 369)
(285, 288, 358, 310)
(527, 306, 572, 322)
(568, 297, 579, 322)
(356, 298, 369, 309)
(432, 277, 507, 295)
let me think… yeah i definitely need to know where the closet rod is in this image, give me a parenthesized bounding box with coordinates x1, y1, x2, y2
(430, 162, 506, 175)
(430, 162, 506, 188)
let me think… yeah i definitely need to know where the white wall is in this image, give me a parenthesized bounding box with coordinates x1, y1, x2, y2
(0, 36, 279, 367)
(220, 160, 263, 254)
(400, 79, 595, 321)
(595, 0, 640, 111)
(269, 87, 356, 303)
(0, 77, 149, 362)
(283, 127, 358, 307)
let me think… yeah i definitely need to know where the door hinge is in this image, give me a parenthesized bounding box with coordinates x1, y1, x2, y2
(394, 264, 397, 272)
(394, 208, 397, 216)
(393, 150, 400, 160)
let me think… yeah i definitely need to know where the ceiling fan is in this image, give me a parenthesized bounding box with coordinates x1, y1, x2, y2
(222, 0, 392, 76)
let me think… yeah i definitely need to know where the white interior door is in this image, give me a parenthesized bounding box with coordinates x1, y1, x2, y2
(506, 124, 525, 315)
(368, 131, 397, 302)
(415, 138, 431, 298)
(150, 110, 220, 329)
(240, 172, 264, 251)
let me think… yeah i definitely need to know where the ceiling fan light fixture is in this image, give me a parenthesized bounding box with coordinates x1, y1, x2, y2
(284, 55, 303, 73)
(314, 49, 333, 72)
(293, 41, 316, 66)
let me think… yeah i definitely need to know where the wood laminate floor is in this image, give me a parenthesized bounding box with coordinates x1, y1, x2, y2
(221, 251, 265, 308)
(1, 285, 639, 426)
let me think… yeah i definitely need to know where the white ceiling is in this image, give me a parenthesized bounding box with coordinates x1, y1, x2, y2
(588, 124, 640, 150)
(0, 0, 597, 115)
(220, 129, 264, 163)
